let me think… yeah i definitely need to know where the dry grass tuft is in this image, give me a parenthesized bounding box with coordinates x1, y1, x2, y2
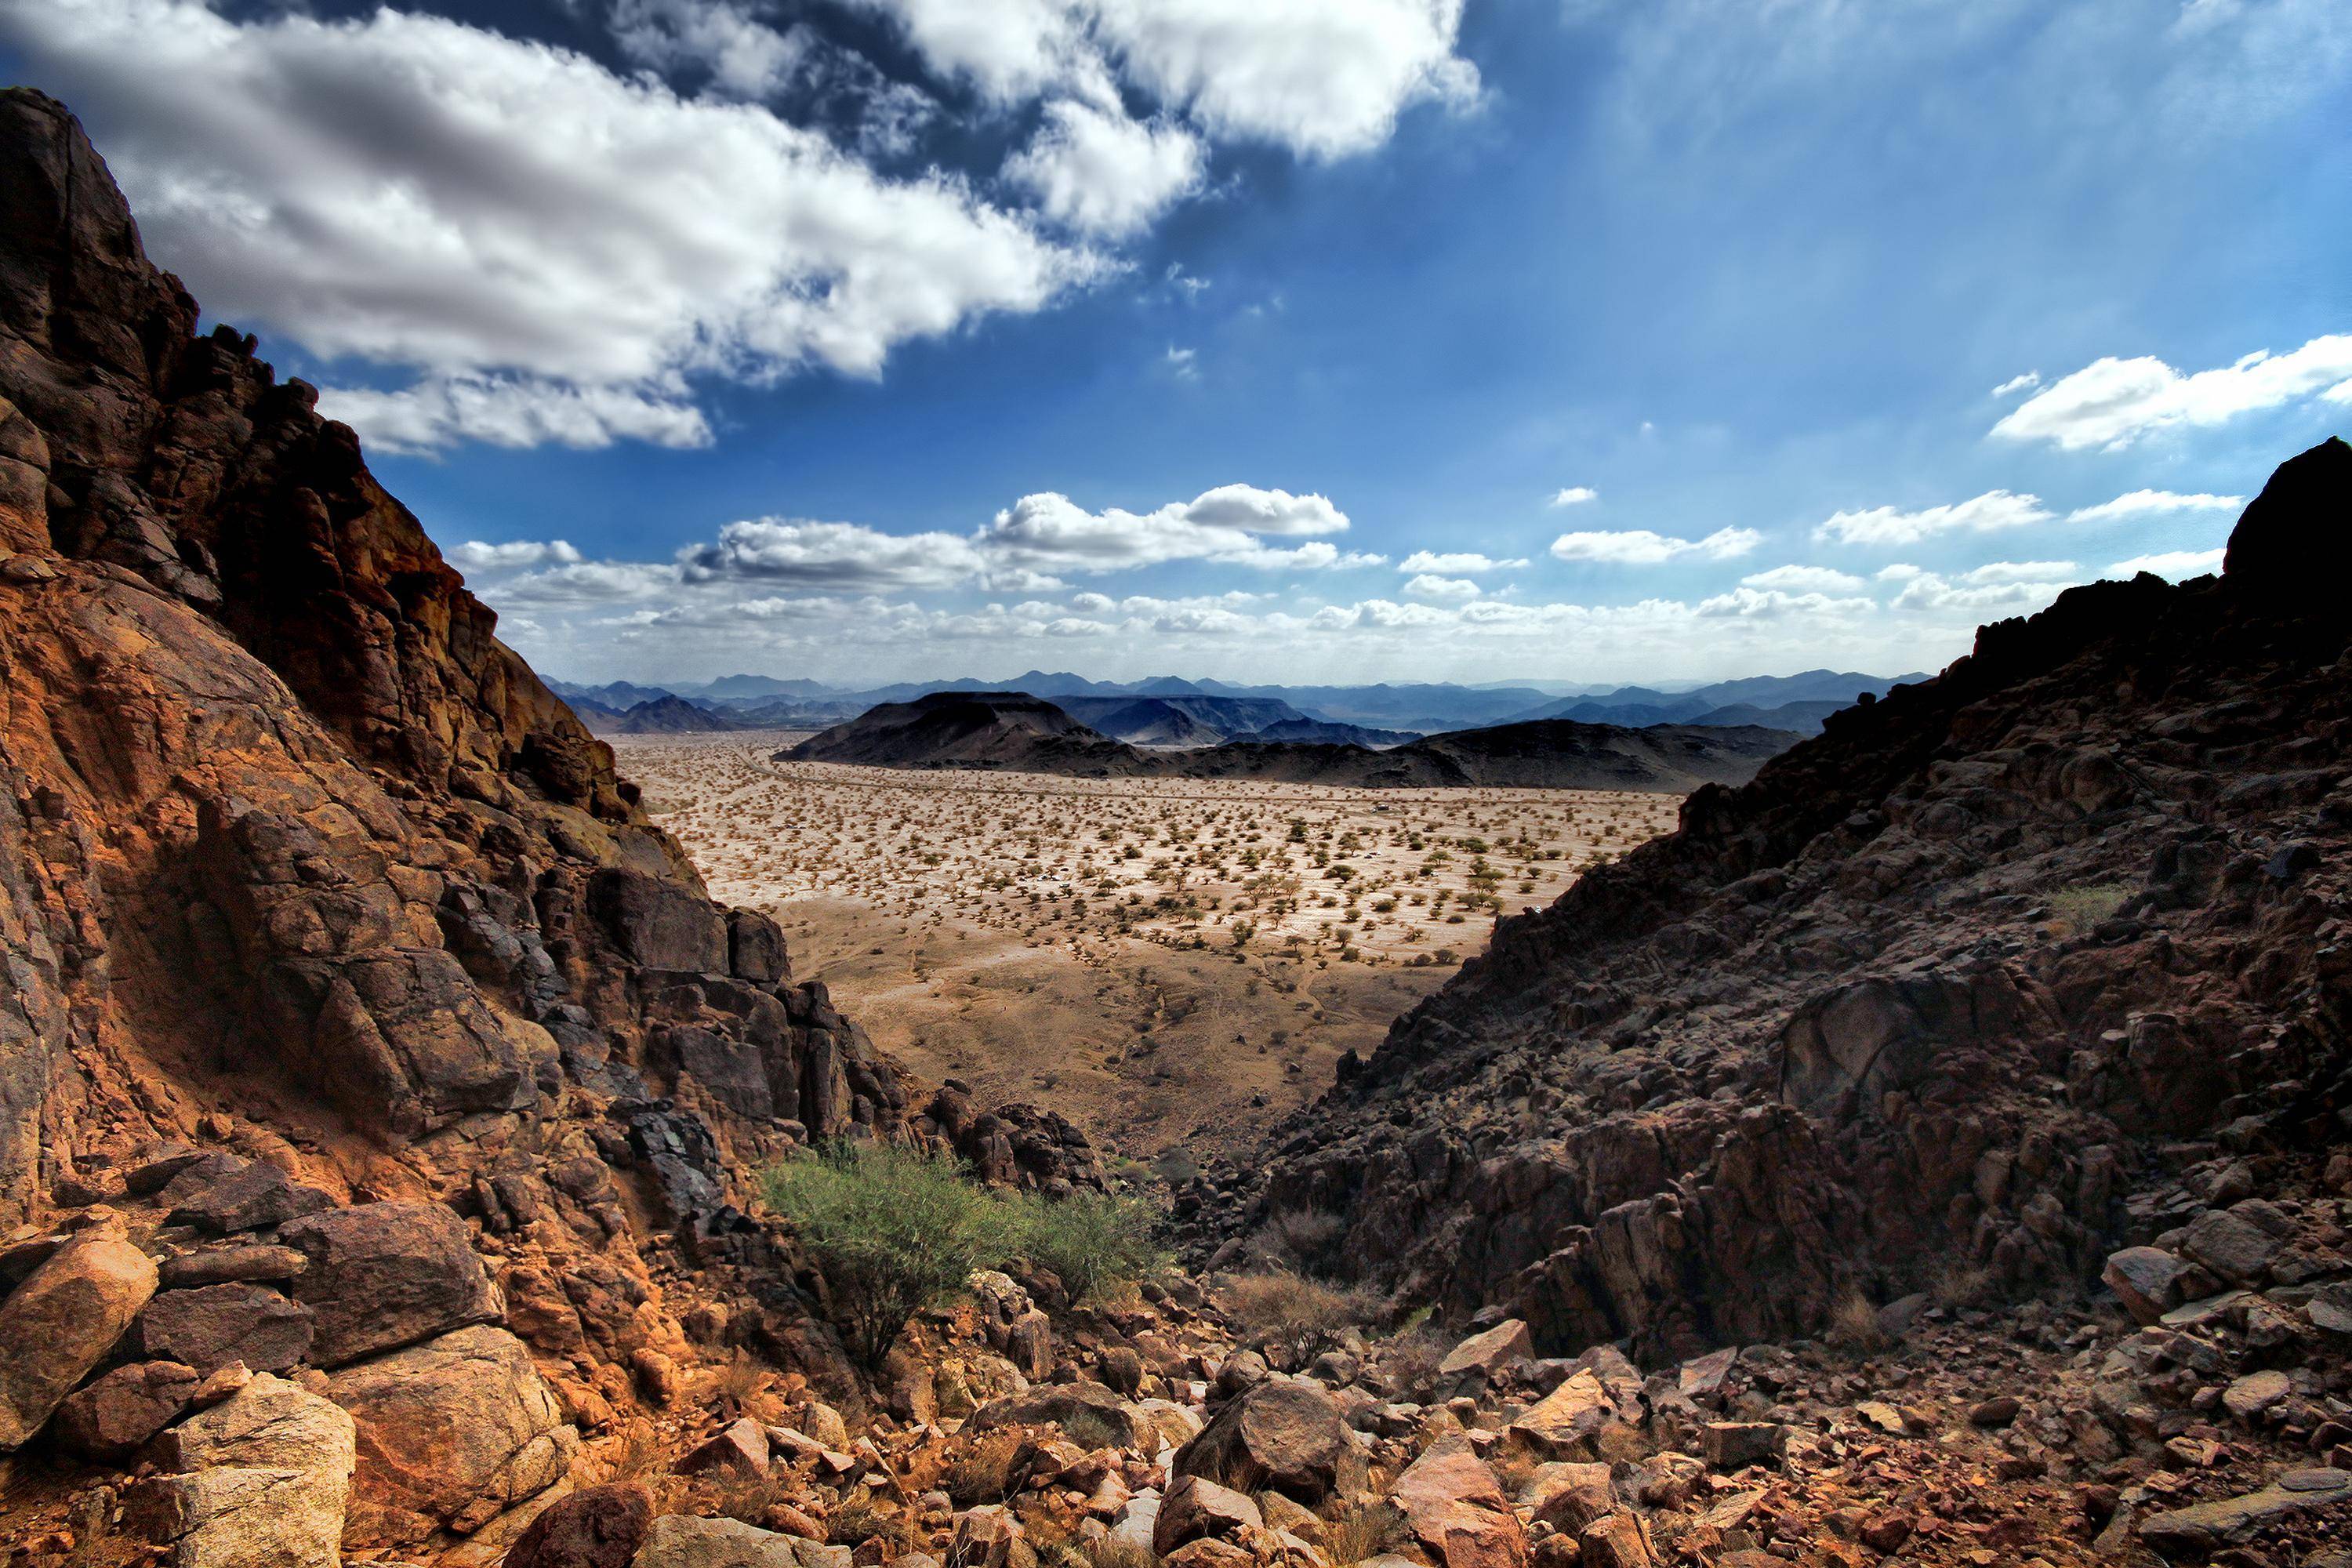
(1319, 1501, 1411, 1567)
(1080, 1539, 1160, 1568)
(945, 1429, 1026, 1508)
(1826, 1290, 1887, 1356)
(1933, 1261, 1994, 1312)
(1221, 1269, 1384, 1357)
(2049, 881, 2131, 935)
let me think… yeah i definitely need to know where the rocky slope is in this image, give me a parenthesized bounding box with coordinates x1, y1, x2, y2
(0, 89, 1093, 1560)
(786, 697, 1797, 791)
(1175, 441, 2352, 1534)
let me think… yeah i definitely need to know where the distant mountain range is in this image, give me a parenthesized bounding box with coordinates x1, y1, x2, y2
(780, 692, 1800, 791)
(553, 667, 1922, 742)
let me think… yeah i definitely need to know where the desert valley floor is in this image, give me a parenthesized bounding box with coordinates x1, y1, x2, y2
(613, 731, 1681, 1160)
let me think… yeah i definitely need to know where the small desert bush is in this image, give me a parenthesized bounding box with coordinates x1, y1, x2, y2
(1374, 1322, 1448, 1399)
(1080, 1540, 1160, 1568)
(1057, 1405, 1134, 1454)
(1933, 1260, 1994, 1312)
(1222, 1269, 1384, 1358)
(2049, 881, 2131, 935)
(1320, 1501, 1410, 1567)
(945, 1429, 1026, 1507)
(763, 1144, 1165, 1367)
(829, 1497, 905, 1550)
(1265, 1207, 1347, 1272)
(1014, 1190, 1168, 1305)
(761, 1142, 1022, 1369)
(1825, 1290, 1887, 1356)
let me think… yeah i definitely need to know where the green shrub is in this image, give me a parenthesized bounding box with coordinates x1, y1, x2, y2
(761, 1143, 1168, 1367)
(760, 1142, 1018, 1368)
(1013, 1189, 1167, 1305)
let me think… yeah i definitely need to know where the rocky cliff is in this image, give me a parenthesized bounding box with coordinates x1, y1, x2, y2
(0, 87, 1092, 1556)
(1214, 437, 2352, 1369)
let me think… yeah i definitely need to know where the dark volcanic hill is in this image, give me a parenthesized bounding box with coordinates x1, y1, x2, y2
(1200, 437, 2352, 1372)
(784, 691, 1141, 771)
(1247, 717, 1422, 747)
(589, 694, 751, 734)
(784, 693, 1798, 790)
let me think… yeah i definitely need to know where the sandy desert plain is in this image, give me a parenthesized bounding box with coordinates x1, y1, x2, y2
(612, 730, 1682, 1164)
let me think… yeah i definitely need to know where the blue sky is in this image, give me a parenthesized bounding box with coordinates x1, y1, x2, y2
(5, 0, 2347, 686)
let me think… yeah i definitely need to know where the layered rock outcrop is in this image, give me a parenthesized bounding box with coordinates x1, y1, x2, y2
(1223, 437, 2352, 1367)
(0, 85, 1096, 1554)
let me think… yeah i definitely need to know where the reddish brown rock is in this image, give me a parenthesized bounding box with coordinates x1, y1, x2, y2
(1173, 1377, 1365, 1504)
(503, 1483, 652, 1568)
(1389, 1432, 1529, 1568)
(1153, 1475, 1265, 1555)
(325, 1325, 578, 1544)
(278, 1203, 500, 1367)
(53, 1360, 202, 1461)
(132, 1283, 314, 1373)
(0, 1229, 158, 1450)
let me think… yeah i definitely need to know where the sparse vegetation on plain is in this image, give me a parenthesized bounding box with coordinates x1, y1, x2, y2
(619, 731, 1678, 1161)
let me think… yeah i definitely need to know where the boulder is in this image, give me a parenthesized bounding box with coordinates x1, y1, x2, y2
(949, 1505, 1037, 1568)
(677, 1418, 772, 1479)
(2137, 1468, 2352, 1555)
(280, 1202, 502, 1366)
(326, 1324, 579, 1543)
(2178, 1209, 2282, 1285)
(0, 1228, 158, 1449)
(136, 1373, 355, 1568)
(1173, 1377, 1365, 1504)
(2103, 1247, 2187, 1326)
(968, 1381, 1147, 1449)
(1700, 1422, 1784, 1471)
(633, 1514, 850, 1568)
(1436, 1320, 1534, 1391)
(1154, 1475, 1265, 1555)
(158, 1244, 308, 1289)
(591, 867, 728, 975)
(506, 1484, 653, 1568)
(1388, 1432, 1528, 1568)
(159, 1156, 334, 1235)
(1519, 1462, 1614, 1535)
(133, 1283, 314, 1372)
(53, 1359, 202, 1461)
(2220, 1370, 2291, 1423)
(1578, 1515, 1657, 1568)
(1504, 1370, 1614, 1460)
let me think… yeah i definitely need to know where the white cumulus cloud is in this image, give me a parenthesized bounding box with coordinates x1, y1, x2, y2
(2064, 488, 2245, 523)
(1549, 526, 1761, 564)
(1813, 491, 2054, 546)
(1992, 333, 2352, 450)
(1005, 98, 1206, 237)
(1548, 486, 1599, 507)
(1398, 550, 1528, 573)
(678, 518, 987, 589)
(1403, 573, 1480, 601)
(1739, 564, 1866, 593)
(446, 539, 586, 571)
(3, 0, 1105, 452)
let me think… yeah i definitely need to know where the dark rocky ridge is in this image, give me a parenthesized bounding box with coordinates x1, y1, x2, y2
(785, 693, 1798, 791)
(1208, 437, 2352, 1367)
